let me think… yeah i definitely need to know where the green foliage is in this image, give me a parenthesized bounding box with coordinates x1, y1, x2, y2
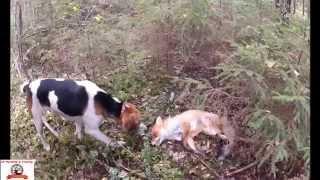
(215, 12, 310, 177)
(137, 0, 231, 63)
(12, 0, 310, 178)
(109, 68, 146, 101)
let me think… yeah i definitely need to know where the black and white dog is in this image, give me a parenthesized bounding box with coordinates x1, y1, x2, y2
(20, 78, 141, 151)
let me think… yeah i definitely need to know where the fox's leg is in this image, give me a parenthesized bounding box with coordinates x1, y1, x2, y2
(187, 137, 202, 154)
(181, 122, 203, 154)
(181, 122, 191, 149)
(204, 127, 229, 142)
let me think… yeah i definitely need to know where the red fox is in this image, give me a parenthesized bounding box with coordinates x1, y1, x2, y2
(151, 110, 235, 160)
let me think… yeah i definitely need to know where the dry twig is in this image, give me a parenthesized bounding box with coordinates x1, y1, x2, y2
(225, 160, 259, 177)
(114, 160, 147, 179)
(192, 154, 221, 178)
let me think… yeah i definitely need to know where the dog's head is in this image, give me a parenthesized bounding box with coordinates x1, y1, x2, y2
(120, 102, 141, 131)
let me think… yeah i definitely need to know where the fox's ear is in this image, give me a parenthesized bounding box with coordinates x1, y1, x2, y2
(156, 116, 163, 124)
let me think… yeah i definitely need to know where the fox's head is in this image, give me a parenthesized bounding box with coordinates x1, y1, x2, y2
(151, 116, 166, 146)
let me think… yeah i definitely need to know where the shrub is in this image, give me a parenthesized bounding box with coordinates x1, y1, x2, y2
(215, 14, 309, 177)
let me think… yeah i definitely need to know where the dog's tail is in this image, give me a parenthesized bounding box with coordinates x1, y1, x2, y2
(20, 81, 31, 96)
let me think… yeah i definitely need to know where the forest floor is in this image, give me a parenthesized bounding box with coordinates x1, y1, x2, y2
(10, 50, 298, 179)
(10, 1, 309, 179)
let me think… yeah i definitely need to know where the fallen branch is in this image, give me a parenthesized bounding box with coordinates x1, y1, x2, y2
(237, 136, 256, 144)
(23, 43, 37, 62)
(225, 160, 259, 177)
(114, 160, 147, 179)
(192, 154, 221, 178)
(297, 50, 303, 65)
(164, 75, 212, 89)
(22, 28, 50, 40)
(207, 88, 247, 100)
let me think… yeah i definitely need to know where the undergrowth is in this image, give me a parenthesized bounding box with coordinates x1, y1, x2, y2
(215, 10, 310, 178)
(11, 0, 309, 179)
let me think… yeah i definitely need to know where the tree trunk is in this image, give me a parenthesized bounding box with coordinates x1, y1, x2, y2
(302, 0, 305, 16)
(15, 1, 31, 80)
(275, 0, 280, 8)
(286, 0, 291, 13)
(15, 2, 24, 79)
(307, 0, 310, 18)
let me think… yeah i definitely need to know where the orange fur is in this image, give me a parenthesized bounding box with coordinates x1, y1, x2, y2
(151, 110, 235, 158)
(120, 103, 141, 131)
(94, 101, 141, 131)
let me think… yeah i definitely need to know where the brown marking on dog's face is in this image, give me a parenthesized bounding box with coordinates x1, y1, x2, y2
(26, 94, 33, 113)
(120, 102, 141, 131)
(94, 100, 105, 116)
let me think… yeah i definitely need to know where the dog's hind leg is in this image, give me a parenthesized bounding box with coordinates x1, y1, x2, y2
(31, 106, 50, 151)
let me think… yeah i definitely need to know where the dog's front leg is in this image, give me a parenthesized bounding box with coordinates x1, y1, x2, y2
(83, 115, 124, 148)
(32, 107, 50, 151)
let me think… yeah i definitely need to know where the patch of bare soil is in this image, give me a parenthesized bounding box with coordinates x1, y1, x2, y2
(182, 40, 234, 85)
(141, 23, 235, 87)
(67, 162, 106, 180)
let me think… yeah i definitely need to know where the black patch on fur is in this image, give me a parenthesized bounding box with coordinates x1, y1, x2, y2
(37, 79, 89, 116)
(23, 83, 32, 96)
(94, 91, 123, 118)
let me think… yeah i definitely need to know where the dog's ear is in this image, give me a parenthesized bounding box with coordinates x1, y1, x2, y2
(121, 102, 130, 113)
(122, 102, 137, 113)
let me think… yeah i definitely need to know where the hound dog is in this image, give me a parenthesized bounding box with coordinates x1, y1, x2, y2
(20, 78, 141, 151)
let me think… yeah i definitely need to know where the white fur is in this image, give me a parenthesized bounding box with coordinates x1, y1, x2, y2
(162, 117, 183, 142)
(26, 78, 121, 151)
(112, 97, 121, 103)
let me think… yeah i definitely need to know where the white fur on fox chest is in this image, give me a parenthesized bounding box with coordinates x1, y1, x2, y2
(162, 118, 183, 141)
